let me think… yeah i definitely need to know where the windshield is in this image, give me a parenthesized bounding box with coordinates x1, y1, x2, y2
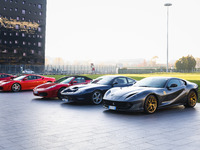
(13, 75, 26, 81)
(91, 76, 113, 85)
(55, 77, 69, 83)
(60, 77, 74, 84)
(134, 77, 167, 88)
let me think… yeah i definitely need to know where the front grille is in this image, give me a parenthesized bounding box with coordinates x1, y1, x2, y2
(39, 92, 48, 96)
(103, 100, 133, 109)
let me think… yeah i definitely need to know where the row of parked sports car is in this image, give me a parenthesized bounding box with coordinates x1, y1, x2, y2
(0, 73, 199, 114)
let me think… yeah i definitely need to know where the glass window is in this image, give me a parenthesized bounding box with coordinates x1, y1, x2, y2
(16, 16, 20, 20)
(15, 24, 20, 29)
(113, 77, 128, 85)
(38, 4, 42, 9)
(74, 77, 85, 83)
(167, 79, 182, 88)
(38, 42, 42, 47)
(38, 27, 42, 32)
(22, 33, 25, 37)
(14, 49, 17, 53)
(22, 9, 26, 14)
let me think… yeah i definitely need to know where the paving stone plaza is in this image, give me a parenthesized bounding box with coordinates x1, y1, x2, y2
(0, 91, 200, 150)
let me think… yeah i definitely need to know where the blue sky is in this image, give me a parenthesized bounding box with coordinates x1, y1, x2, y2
(46, 0, 200, 64)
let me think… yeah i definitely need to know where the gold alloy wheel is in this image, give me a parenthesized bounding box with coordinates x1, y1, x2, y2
(188, 91, 197, 107)
(144, 95, 158, 114)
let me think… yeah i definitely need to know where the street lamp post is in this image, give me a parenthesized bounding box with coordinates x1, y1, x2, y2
(164, 3, 172, 73)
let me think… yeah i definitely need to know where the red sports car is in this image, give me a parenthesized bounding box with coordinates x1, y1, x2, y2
(33, 76, 92, 99)
(0, 74, 56, 92)
(0, 73, 16, 81)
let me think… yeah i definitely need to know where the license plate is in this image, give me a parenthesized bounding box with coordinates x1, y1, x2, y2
(62, 98, 69, 102)
(108, 105, 116, 110)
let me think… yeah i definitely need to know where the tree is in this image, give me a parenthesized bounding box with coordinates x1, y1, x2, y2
(175, 55, 196, 72)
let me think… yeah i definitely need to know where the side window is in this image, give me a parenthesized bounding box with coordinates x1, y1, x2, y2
(113, 77, 128, 85)
(36, 76, 41, 79)
(127, 78, 135, 84)
(167, 79, 181, 88)
(74, 77, 85, 83)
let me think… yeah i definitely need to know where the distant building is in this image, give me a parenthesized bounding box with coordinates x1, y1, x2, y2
(0, 0, 46, 73)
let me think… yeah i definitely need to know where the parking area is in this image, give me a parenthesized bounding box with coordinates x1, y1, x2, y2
(0, 91, 200, 150)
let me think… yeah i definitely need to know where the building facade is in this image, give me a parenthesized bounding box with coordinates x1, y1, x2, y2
(0, 0, 46, 73)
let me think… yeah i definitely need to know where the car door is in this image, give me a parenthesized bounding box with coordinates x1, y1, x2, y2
(161, 79, 186, 106)
(21, 75, 37, 90)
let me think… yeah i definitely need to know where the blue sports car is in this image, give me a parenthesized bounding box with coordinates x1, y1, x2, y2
(103, 77, 198, 113)
(60, 75, 136, 105)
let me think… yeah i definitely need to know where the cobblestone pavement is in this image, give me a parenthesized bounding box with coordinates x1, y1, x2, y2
(0, 91, 200, 150)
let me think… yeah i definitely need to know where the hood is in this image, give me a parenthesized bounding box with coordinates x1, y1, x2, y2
(63, 83, 108, 93)
(104, 86, 157, 101)
(35, 83, 57, 89)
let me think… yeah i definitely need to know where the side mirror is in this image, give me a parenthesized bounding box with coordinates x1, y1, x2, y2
(170, 84, 177, 88)
(112, 82, 118, 86)
(23, 78, 27, 81)
(167, 84, 177, 90)
(72, 81, 77, 84)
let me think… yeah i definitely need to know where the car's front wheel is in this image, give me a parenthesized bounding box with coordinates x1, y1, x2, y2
(11, 83, 21, 92)
(144, 95, 158, 114)
(185, 90, 197, 108)
(91, 90, 103, 105)
(57, 87, 66, 100)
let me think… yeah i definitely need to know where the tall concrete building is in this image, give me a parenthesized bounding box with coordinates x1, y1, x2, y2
(0, 0, 46, 73)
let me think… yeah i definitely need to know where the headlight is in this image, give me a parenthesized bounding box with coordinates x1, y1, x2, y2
(46, 85, 56, 89)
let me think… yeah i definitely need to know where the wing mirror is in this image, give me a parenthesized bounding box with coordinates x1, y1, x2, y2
(112, 81, 118, 86)
(167, 84, 177, 90)
(72, 81, 77, 84)
(23, 78, 27, 81)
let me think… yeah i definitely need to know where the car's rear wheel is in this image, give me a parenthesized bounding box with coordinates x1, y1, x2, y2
(185, 90, 197, 108)
(11, 83, 21, 92)
(57, 87, 66, 100)
(91, 90, 103, 105)
(144, 95, 158, 114)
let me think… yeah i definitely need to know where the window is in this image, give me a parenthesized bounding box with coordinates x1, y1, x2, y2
(31, 50, 34, 54)
(22, 9, 26, 14)
(39, 12, 42, 16)
(9, 41, 12, 44)
(22, 33, 25, 37)
(15, 40, 18, 44)
(16, 32, 19, 36)
(38, 4, 42, 9)
(74, 77, 85, 83)
(23, 52, 26, 56)
(16, 16, 20, 21)
(23, 41, 26, 45)
(24, 25, 27, 29)
(167, 79, 182, 88)
(10, 8, 13, 11)
(38, 27, 42, 32)
(15, 24, 20, 29)
(4, 41, 7, 44)
(4, 7, 6, 11)
(22, 17, 25, 21)
(38, 42, 42, 47)
(14, 49, 17, 53)
(113, 77, 128, 85)
(2, 50, 7, 53)
(128, 78, 135, 84)
(22, 1, 25, 4)
(15, 8, 18, 11)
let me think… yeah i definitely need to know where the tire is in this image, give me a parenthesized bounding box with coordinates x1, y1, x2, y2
(185, 90, 197, 108)
(11, 83, 21, 92)
(57, 87, 66, 100)
(91, 90, 103, 105)
(144, 95, 158, 114)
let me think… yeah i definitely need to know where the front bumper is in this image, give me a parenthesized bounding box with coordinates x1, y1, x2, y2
(33, 89, 58, 98)
(103, 99, 144, 112)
